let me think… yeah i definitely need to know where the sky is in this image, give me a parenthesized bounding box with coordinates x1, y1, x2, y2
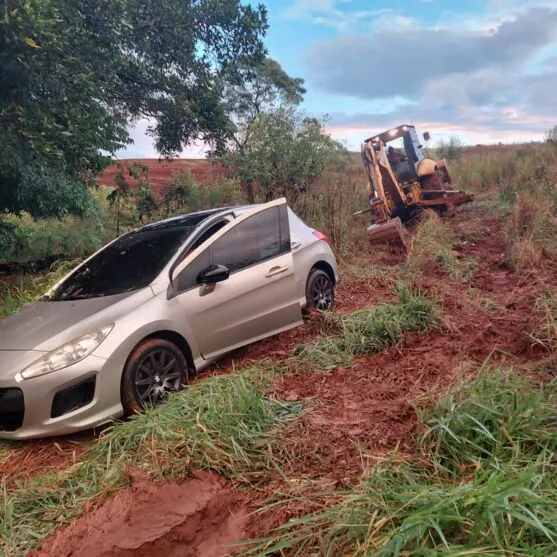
(121, 0, 557, 158)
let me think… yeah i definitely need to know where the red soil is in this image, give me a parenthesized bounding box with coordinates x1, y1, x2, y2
(0, 432, 93, 487)
(98, 158, 221, 195)
(30, 469, 246, 557)
(14, 209, 557, 557)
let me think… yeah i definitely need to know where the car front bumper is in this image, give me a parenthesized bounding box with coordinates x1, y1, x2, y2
(0, 354, 124, 440)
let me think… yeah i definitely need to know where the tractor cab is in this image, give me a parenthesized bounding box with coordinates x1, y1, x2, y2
(363, 125, 429, 184)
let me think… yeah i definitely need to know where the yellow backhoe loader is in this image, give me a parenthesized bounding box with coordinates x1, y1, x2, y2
(355, 125, 473, 247)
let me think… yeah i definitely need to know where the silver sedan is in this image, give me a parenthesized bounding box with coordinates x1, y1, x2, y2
(0, 199, 338, 439)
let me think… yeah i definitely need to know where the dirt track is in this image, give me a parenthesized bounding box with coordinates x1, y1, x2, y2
(8, 207, 557, 556)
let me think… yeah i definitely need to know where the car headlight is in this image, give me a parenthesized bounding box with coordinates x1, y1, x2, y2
(20, 325, 114, 380)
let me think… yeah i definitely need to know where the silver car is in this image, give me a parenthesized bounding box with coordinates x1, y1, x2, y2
(0, 199, 337, 439)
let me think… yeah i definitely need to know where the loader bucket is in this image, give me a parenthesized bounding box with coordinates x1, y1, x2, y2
(368, 217, 406, 249)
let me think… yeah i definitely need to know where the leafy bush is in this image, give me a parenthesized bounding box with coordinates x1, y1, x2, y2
(435, 136, 464, 163)
(161, 170, 241, 216)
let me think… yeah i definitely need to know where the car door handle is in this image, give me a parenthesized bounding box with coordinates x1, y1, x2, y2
(291, 241, 302, 250)
(265, 266, 289, 278)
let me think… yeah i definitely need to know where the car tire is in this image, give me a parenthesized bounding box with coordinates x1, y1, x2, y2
(305, 268, 335, 311)
(121, 338, 188, 415)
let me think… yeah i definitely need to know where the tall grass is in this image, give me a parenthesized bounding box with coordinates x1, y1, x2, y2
(528, 290, 557, 353)
(453, 144, 557, 269)
(249, 368, 557, 556)
(0, 261, 77, 318)
(294, 163, 367, 258)
(0, 364, 300, 556)
(0, 189, 113, 264)
(404, 211, 477, 283)
(293, 285, 435, 370)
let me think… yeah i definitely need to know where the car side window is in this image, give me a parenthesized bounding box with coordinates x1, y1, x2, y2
(174, 206, 290, 294)
(211, 206, 285, 273)
(189, 220, 229, 252)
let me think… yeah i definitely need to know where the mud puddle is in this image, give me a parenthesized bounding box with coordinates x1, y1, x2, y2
(30, 470, 246, 557)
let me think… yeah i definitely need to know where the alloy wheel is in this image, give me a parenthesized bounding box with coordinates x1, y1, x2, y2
(134, 349, 183, 407)
(311, 275, 334, 310)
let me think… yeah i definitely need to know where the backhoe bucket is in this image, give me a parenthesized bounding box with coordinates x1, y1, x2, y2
(368, 217, 406, 248)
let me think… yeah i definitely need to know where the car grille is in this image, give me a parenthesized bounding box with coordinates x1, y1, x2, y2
(0, 388, 24, 431)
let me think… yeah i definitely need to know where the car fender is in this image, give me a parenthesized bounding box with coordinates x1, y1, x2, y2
(93, 292, 200, 370)
(293, 243, 338, 307)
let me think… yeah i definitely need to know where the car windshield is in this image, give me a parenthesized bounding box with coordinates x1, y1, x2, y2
(50, 216, 211, 301)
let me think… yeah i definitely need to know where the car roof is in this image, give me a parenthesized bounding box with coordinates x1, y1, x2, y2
(136, 204, 266, 233)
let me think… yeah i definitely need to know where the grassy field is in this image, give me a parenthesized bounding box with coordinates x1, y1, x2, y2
(1, 143, 557, 556)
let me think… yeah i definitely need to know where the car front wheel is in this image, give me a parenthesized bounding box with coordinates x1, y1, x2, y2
(121, 338, 187, 415)
(305, 268, 335, 311)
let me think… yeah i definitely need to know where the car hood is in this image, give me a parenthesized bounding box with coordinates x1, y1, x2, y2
(0, 289, 154, 351)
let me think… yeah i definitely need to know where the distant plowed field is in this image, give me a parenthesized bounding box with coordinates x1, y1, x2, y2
(98, 158, 221, 193)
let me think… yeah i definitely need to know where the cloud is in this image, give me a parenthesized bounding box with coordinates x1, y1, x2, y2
(282, 0, 390, 32)
(306, 7, 557, 99)
(304, 6, 557, 144)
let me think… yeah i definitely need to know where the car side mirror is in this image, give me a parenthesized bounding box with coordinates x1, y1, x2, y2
(423, 131, 431, 142)
(198, 264, 230, 284)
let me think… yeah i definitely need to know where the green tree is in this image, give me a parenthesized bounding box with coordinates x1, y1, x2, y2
(436, 136, 465, 163)
(221, 107, 349, 205)
(546, 125, 557, 144)
(0, 0, 268, 217)
(217, 57, 306, 202)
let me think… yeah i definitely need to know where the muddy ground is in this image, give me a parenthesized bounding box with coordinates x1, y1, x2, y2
(6, 207, 557, 556)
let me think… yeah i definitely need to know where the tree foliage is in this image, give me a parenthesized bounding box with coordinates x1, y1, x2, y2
(0, 0, 268, 216)
(546, 125, 557, 144)
(223, 57, 306, 144)
(436, 135, 465, 163)
(220, 107, 349, 205)
(216, 57, 306, 202)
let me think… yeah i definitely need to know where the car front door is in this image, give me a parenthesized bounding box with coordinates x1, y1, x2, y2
(169, 199, 302, 360)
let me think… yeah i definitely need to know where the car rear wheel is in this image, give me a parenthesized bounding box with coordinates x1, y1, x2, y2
(121, 338, 187, 415)
(305, 268, 334, 311)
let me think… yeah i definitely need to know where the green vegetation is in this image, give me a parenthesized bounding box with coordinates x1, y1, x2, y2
(219, 106, 349, 206)
(405, 211, 478, 283)
(0, 364, 300, 556)
(0, 293, 436, 557)
(0, 0, 272, 217)
(0, 261, 76, 318)
(293, 286, 435, 370)
(250, 368, 557, 556)
(453, 144, 557, 269)
(161, 170, 241, 217)
(435, 135, 465, 163)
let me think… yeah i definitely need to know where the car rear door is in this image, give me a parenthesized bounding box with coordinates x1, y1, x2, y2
(169, 198, 302, 360)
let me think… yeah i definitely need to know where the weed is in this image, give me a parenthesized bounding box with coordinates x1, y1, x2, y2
(293, 285, 435, 370)
(0, 260, 77, 318)
(528, 291, 557, 352)
(0, 364, 300, 556)
(247, 368, 557, 556)
(404, 211, 477, 283)
(420, 368, 557, 473)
